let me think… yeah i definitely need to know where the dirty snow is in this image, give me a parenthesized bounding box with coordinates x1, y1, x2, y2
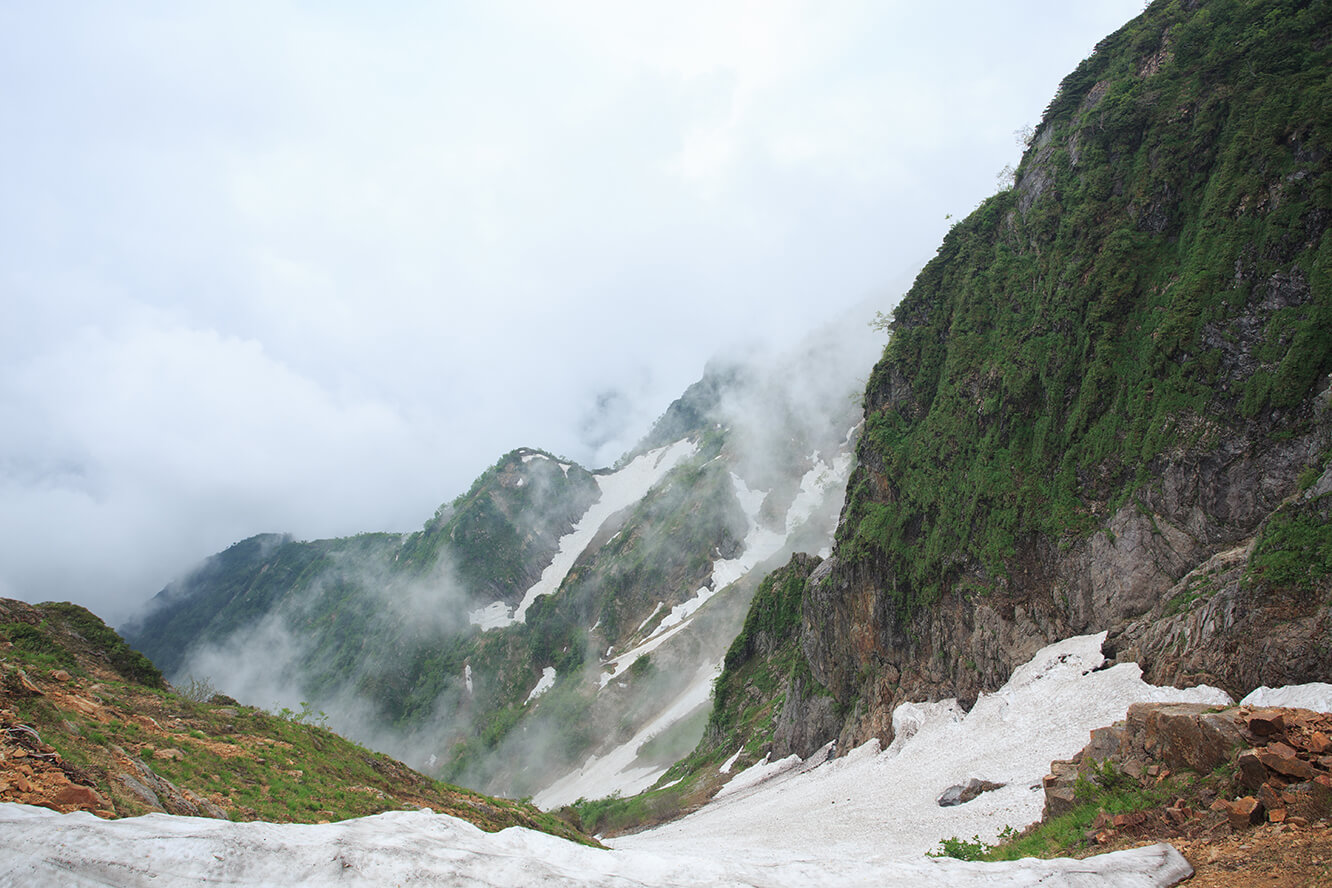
(0, 804, 1193, 887)
(525, 666, 557, 704)
(1241, 682, 1332, 712)
(464, 664, 473, 695)
(616, 633, 1230, 863)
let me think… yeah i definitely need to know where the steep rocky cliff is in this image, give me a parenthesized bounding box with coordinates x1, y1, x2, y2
(794, 0, 1332, 751)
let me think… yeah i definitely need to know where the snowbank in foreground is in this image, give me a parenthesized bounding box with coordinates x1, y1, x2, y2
(0, 804, 1192, 888)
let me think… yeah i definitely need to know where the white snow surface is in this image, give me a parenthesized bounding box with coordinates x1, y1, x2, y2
(535, 660, 722, 809)
(0, 634, 1230, 887)
(1241, 682, 1332, 712)
(0, 804, 1193, 887)
(616, 633, 1230, 864)
(525, 666, 557, 704)
(598, 620, 690, 689)
(467, 600, 514, 630)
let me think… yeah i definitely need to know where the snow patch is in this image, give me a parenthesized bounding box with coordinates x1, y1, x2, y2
(635, 602, 665, 635)
(718, 747, 743, 774)
(525, 667, 557, 704)
(598, 620, 690, 689)
(467, 600, 515, 630)
(534, 661, 721, 808)
(513, 440, 698, 624)
(464, 664, 473, 695)
(645, 586, 716, 641)
(1241, 682, 1332, 712)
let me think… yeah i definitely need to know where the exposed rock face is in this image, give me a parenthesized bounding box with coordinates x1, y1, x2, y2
(112, 746, 227, 819)
(1107, 469, 1332, 697)
(794, 0, 1332, 754)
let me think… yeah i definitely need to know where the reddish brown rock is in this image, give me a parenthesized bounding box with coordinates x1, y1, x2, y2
(1237, 749, 1269, 790)
(50, 783, 105, 812)
(1266, 740, 1298, 759)
(1258, 782, 1284, 810)
(1308, 731, 1331, 755)
(1128, 703, 1244, 776)
(1245, 709, 1287, 736)
(1165, 804, 1192, 825)
(1257, 750, 1315, 780)
(1226, 796, 1264, 829)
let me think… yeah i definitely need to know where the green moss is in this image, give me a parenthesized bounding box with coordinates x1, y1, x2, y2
(840, 0, 1332, 618)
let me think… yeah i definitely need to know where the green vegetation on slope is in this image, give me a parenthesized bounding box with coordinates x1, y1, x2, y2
(0, 599, 595, 844)
(841, 0, 1332, 615)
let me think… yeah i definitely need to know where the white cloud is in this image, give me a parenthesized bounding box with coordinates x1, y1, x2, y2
(0, 1, 1145, 621)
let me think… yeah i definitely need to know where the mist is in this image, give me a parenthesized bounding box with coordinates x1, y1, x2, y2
(0, 1, 1145, 623)
(136, 295, 884, 803)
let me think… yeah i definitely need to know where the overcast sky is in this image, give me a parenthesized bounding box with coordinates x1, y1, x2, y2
(0, 1, 1143, 623)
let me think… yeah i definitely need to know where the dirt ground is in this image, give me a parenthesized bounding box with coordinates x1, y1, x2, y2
(1096, 820, 1332, 886)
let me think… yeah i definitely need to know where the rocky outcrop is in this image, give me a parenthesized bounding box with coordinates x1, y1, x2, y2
(1041, 703, 1332, 831)
(0, 720, 113, 817)
(794, 0, 1332, 755)
(1106, 470, 1332, 697)
(112, 746, 227, 819)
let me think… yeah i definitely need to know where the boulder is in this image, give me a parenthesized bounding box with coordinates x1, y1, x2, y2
(937, 777, 1005, 807)
(1225, 796, 1264, 829)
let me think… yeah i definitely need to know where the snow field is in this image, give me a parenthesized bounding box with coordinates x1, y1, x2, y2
(525, 666, 557, 703)
(0, 804, 1193, 887)
(1240, 682, 1332, 711)
(614, 633, 1231, 864)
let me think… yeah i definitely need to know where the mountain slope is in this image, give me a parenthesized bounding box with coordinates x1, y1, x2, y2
(788, 0, 1332, 751)
(0, 598, 592, 843)
(122, 315, 879, 801)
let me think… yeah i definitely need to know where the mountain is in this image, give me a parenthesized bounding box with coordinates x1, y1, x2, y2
(0, 597, 592, 843)
(697, 0, 1331, 770)
(122, 312, 881, 801)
